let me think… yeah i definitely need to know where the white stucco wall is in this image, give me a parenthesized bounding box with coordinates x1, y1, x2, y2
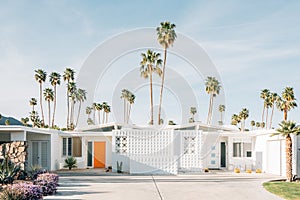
(50, 132, 60, 171)
(11, 131, 26, 141)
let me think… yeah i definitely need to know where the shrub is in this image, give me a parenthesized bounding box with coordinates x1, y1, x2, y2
(29, 165, 48, 180)
(64, 156, 77, 170)
(0, 159, 21, 185)
(246, 169, 252, 173)
(34, 173, 59, 195)
(0, 182, 43, 200)
(234, 168, 240, 173)
(256, 168, 262, 173)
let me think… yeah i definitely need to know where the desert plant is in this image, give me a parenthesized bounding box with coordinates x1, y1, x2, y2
(29, 165, 47, 180)
(234, 168, 240, 173)
(117, 161, 123, 173)
(0, 159, 21, 185)
(0, 182, 43, 200)
(64, 156, 77, 170)
(33, 173, 59, 196)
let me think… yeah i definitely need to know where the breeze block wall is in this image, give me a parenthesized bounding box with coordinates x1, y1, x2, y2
(0, 141, 27, 169)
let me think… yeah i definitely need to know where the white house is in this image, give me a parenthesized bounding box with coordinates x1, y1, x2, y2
(0, 123, 299, 178)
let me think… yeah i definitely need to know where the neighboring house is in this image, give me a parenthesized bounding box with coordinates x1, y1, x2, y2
(0, 123, 299, 177)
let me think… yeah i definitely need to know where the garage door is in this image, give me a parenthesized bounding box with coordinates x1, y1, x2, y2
(266, 140, 285, 176)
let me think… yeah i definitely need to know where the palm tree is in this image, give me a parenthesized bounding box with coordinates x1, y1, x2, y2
(190, 107, 197, 123)
(205, 77, 221, 125)
(5, 119, 10, 125)
(68, 82, 77, 128)
(260, 122, 265, 129)
(140, 49, 162, 125)
(239, 108, 249, 131)
(269, 92, 278, 129)
(49, 72, 61, 127)
(75, 88, 87, 127)
(156, 21, 176, 125)
(256, 122, 261, 129)
(275, 121, 300, 182)
(104, 104, 111, 123)
(250, 120, 255, 130)
(260, 89, 270, 125)
(95, 103, 102, 125)
(218, 105, 225, 125)
(101, 102, 108, 124)
(85, 106, 92, 122)
(43, 88, 54, 127)
(21, 117, 29, 126)
(276, 87, 297, 121)
(231, 114, 241, 127)
(127, 92, 135, 124)
(29, 111, 41, 128)
(92, 103, 97, 124)
(63, 68, 75, 129)
(34, 69, 47, 126)
(121, 89, 129, 124)
(29, 98, 37, 112)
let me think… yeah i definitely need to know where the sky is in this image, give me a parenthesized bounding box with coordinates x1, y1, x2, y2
(0, 0, 299, 128)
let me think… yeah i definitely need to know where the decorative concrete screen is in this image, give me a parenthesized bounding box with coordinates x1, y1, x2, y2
(112, 129, 202, 174)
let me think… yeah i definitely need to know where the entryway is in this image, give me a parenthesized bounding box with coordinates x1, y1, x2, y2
(31, 141, 49, 169)
(220, 142, 226, 168)
(94, 142, 106, 168)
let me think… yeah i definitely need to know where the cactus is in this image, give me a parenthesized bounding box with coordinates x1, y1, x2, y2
(117, 161, 123, 173)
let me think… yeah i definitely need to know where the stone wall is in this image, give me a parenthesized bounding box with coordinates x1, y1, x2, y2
(0, 141, 27, 169)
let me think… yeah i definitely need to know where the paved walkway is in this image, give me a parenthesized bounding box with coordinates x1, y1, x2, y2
(45, 171, 283, 200)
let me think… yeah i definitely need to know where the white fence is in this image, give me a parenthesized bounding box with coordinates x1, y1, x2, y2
(112, 129, 202, 174)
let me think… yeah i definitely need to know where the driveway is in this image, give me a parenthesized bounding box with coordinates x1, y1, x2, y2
(44, 171, 283, 200)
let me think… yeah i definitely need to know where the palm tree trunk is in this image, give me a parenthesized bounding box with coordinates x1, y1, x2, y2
(261, 106, 265, 125)
(207, 94, 213, 124)
(102, 110, 105, 124)
(52, 85, 56, 127)
(39, 83, 45, 125)
(48, 101, 51, 127)
(106, 113, 108, 123)
(220, 112, 223, 124)
(124, 99, 126, 124)
(98, 110, 101, 125)
(66, 83, 70, 129)
(284, 107, 288, 121)
(269, 105, 275, 129)
(265, 107, 269, 129)
(75, 101, 82, 128)
(158, 48, 167, 125)
(128, 104, 132, 124)
(286, 134, 293, 182)
(150, 71, 154, 125)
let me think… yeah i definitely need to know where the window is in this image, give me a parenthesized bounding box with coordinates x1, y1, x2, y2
(233, 143, 241, 157)
(233, 142, 252, 157)
(62, 137, 82, 157)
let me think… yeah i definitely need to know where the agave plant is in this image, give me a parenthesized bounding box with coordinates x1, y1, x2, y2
(0, 159, 21, 184)
(64, 156, 77, 170)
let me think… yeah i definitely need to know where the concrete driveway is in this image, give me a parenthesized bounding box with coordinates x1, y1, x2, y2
(44, 171, 283, 200)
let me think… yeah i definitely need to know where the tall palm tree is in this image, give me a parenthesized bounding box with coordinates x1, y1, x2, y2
(95, 103, 102, 125)
(127, 92, 135, 124)
(85, 106, 92, 123)
(239, 108, 249, 132)
(264, 96, 271, 129)
(49, 72, 61, 127)
(29, 98, 37, 112)
(140, 49, 162, 125)
(121, 89, 129, 124)
(104, 104, 111, 123)
(63, 68, 75, 129)
(34, 69, 47, 126)
(43, 88, 54, 127)
(269, 92, 278, 129)
(156, 21, 176, 125)
(190, 107, 197, 123)
(275, 121, 300, 182)
(92, 102, 97, 124)
(205, 76, 221, 125)
(75, 88, 87, 127)
(101, 102, 108, 124)
(260, 89, 270, 125)
(250, 120, 255, 130)
(218, 104, 225, 125)
(231, 114, 241, 127)
(68, 82, 77, 128)
(276, 87, 297, 121)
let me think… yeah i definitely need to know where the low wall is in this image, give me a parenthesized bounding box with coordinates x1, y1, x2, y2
(0, 141, 27, 169)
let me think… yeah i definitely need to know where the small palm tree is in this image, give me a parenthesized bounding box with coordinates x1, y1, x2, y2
(29, 111, 41, 128)
(276, 87, 297, 121)
(140, 49, 162, 125)
(121, 89, 129, 123)
(64, 156, 77, 170)
(157, 21, 176, 125)
(239, 108, 249, 132)
(63, 68, 75, 129)
(5, 119, 10, 125)
(231, 114, 241, 127)
(256, 122, 261, 129)
(190, 107, 197, 123)
(68, 82, 77, 128)
(260, 89, 270, 125)
(250, 120, 255, 130)
(127, 92, 135, 124)
(274, 121, 300, 182)
(49, 72, 61, 127)
(29, 98, 37, 112)
(34, 69, 47, 126)
(92, 103, 97, 124)
(43, 88, 54, 127)
(218, 105, 225, 125)
(21, 117, 29, 126)
(269, 92, 279, 129)
(260, 122, 265, 129)
(205, 77, 221, 125)
(101, 102, 108, 124)
(95, 103, 102, 125)
(104, 104, 111, 123)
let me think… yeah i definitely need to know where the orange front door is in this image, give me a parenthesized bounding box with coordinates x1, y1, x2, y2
(94, 142, 106, 168)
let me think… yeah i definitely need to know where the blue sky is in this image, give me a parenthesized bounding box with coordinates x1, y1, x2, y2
(0, 0, 299, 128)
